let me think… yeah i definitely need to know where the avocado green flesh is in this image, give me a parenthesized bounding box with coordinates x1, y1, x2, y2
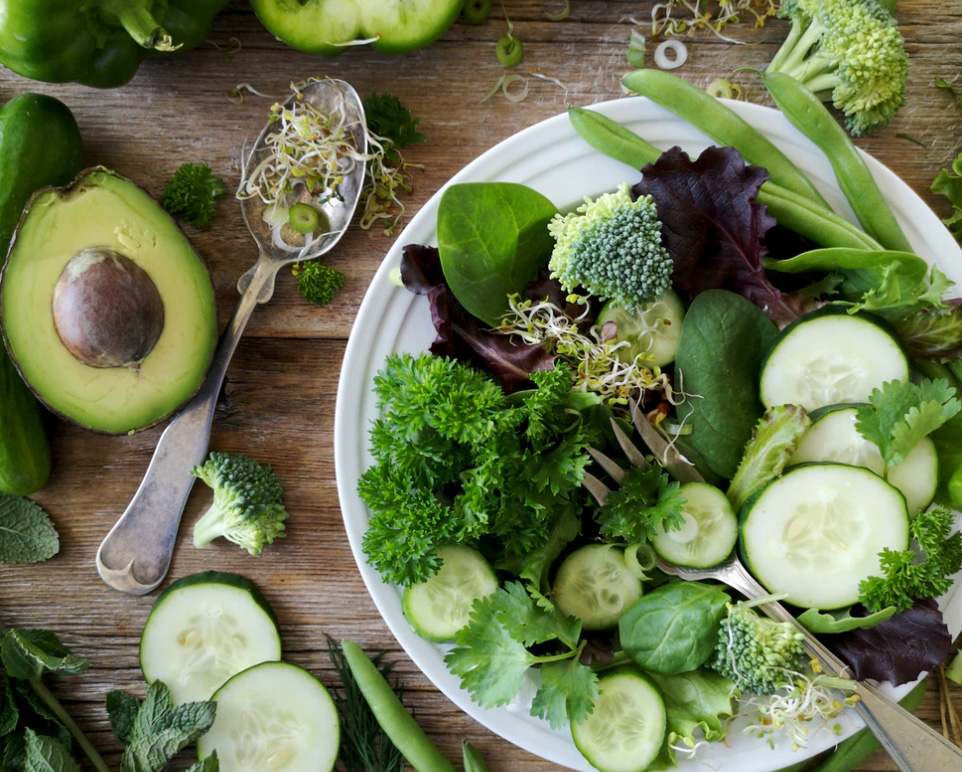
(1, 170, 216, 434)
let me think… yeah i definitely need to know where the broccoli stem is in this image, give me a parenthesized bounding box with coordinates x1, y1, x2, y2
(192, 506, 225, 549)
(767, 17, 806, 72)
(29, 679, 112, 772)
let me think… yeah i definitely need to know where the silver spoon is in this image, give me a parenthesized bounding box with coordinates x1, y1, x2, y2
(97, 78, 368, 594)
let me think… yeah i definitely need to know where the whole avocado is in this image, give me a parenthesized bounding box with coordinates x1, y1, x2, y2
(0, 0, 230, 88)
(0, 94, 84, 493)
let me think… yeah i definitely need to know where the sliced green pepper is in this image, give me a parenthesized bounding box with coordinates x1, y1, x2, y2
(250, 0, 466, 55)
(0, 0, 229, 88)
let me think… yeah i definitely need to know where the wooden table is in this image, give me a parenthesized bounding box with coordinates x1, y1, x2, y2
(1, 1, 960, 770)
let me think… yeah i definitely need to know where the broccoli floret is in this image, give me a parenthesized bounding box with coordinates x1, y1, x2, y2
(766, 0, 908, 136)
(709, 598, 806, 695)
(292, 262, 346, 306)
(160, 163, 226, 228)
(547, 183, 672, 308)
(191, 452, 288, 555)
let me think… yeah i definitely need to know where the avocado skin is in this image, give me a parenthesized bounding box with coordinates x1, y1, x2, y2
(0, 94, 83, 493)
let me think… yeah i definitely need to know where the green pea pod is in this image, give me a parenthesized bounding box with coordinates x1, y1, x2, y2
(763, 71, 913, 254)
(462, 740, 491, 772)
(567, 106, 881, 252)
(622, 69, 831, 210)
(341, 640, 457, 772)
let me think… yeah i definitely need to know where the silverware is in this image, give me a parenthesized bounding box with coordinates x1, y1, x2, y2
(97, 78, 368, 595)
(584, 402, 962, 772)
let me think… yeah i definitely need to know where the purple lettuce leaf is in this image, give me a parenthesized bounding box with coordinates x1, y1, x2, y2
(632, 146, 806, 326)
(400, 244, 555, 392)
(828, 598, 952, 686)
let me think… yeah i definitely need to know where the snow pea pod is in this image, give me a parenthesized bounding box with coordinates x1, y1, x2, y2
(462, 740, 491, 772)
(763, 71, 913, 254)
(622, 69, 831, 210)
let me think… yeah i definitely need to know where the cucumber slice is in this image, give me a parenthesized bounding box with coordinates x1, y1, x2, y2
(790, 406, 938, 515)
(571, 667, 666, 772)
(740, 464, 909, 609)
(597, 290, 686, 367)
(651, 482, 737, 568)
(760, 309, 908, 411)
(553, 545, 642, 630)
(140, 571, 281, 704)
(197, 661, 338, 772)
(402, 545, 497, 642)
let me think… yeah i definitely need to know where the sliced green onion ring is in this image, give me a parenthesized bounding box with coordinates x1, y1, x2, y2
(544, 0, 570, 21)
(462, 0, 492, 24)
(289, 202, 321, 234)
(496, 34, 523, 67)
(627, 29, 646, 68)
(625, 543, 657, 579)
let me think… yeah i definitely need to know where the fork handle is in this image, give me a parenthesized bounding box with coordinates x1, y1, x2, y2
(720, 560, 962, 772)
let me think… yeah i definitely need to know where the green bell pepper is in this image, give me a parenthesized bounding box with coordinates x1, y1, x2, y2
(0, 0, 230, 88)
(250, 0, 466, 55)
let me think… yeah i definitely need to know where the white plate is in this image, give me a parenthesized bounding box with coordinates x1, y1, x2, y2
(334, 96, 962, 771)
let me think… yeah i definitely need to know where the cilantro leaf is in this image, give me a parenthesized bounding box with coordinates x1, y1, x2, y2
(495, 582, 581, 650)
(1, 631, 87, 681)
(364, 94, 424, 158)
(0, 494, 60, 564)
(530, 658, 598, 729)
(856, 379, 961, 466)
(106, 690, 141, 745)
(23, 729, 80, 772)
(597, 465, 686, 544)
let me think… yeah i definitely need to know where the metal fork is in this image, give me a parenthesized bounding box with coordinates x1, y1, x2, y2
(583, 402, 962, 772)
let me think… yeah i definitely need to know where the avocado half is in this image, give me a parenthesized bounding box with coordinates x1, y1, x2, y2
(0, 168, 217, 434)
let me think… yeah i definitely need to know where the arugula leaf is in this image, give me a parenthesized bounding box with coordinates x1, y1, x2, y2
(106, 690, 140, 745)
(931, 152, 962, 240)
(364, 94, 425, 157)
(0, 494, 59, 564)
(23, 729, 80, 772)
(1, 631, 88, 682)
(530, 658, 598, 729)
(797, 605, 896, 634)
(647, 669, 735, 764)
(855, 379, 961, 466)
(597, 465, 686, 544)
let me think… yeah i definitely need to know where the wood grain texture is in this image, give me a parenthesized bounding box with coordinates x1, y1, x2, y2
(1, 1, 961, 770)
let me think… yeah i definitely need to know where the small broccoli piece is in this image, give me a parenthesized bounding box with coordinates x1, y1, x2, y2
(547, 183, 672, 308)
(191, 452, 288, 555)
(160, 163, 226, 227)
(292, 262, 346, 306)
(766, 0, 908, 136)
(709, 598, 806, 695)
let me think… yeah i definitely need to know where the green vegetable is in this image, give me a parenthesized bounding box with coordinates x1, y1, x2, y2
(596, 465, 686, 544)
(341, 640, 457, 772)
(495, 34, 523, 67)
(936, 77, 962, 109)
(461, 0, 492, 24)
(292, 262, 346, 307)
(675, 290, 780, 480)
(762, 71, 912, 252)
(619, 582, 730, 675)
(946, 651, 962, 685)
(437, 182, 558, 326)
(0, 493, 59, 564)
(160, 163, 226, 228)
(24, 728, 81, 772)
(855, 378, 961, 467)
(364, 94, 425, 158)
(893, 305, 962, 362)
(461, 741, 490, 772)
(627, 30, 646, 68)
(859, 504, 962, 612)
(106, 680, 217, 772)
(765, 0, 908, 136)
(727, 405, 811, 512)
(0, 0, 229, 87)
(548, 183, 672, 309)
(931, 151, 962, 240)
(797, 605, 896, 634)
(288, 202, 321, 234)
(621, 69, 830, 208)
(190, 451, 289, 555)
(708, 598, 806, 695)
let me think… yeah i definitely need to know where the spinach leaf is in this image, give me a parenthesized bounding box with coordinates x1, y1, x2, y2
(797, 605, 896, 634)
(618, 582, 730, 675)
(675, 290, 780, 479)
(437, 182, 558, 326)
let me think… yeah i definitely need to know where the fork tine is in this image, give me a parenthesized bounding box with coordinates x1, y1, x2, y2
(629, 400, 705, 484)
(587, 447, 626, 484)
(608, 419, 649, 471)
(581, 471, 611, 506)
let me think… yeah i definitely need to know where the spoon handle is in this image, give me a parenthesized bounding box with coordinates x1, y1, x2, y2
(96, 255, 278, 594)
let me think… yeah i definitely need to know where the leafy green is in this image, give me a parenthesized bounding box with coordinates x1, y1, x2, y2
(855, 378, 961, 466)
(0, 494, 59, 564)
(105, 690, 140, 746)
(892, 303, 962, 362)
(727, 405, 811, 512)
(675, 290, 781, 479)
(797, 605, 896, 634)
(23, 729, 79, 772)
(159, 163, 225, 228)
(437, 182, 559, 326)
(185, 754, 219, 772)
(364, 93, 425, 161)
(1, 631, 87, 682)
(647, 669, 735, 765)
(936, 77, 961, 109)
(619, 582, 731, 675)
(291, 262, 345, 307)
(931, 152, 962, 240)
(859, 505, 962, 612)
(596, 465, 685, 543)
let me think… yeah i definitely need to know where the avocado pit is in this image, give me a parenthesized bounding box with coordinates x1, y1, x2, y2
(52, 248, 165, 369)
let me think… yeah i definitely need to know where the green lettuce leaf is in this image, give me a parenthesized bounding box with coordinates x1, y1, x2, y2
(648, 669, 736, 765)
(797, 606, 896, 634)
(931, 152, 962, 239)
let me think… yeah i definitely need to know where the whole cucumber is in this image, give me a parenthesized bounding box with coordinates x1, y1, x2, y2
(0, 93, 83, 494)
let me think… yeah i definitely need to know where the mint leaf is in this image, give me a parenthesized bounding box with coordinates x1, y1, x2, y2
(23, 729, 80, 772)
(186, 752, 219, 772)
(0, 494, 59, 564)
(856, 378, 961, 466)
(0, 677, 19, 736)
(1, 630, 87, 681)
(106, 690, 141, 745)
(530, 658, 598, 729)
